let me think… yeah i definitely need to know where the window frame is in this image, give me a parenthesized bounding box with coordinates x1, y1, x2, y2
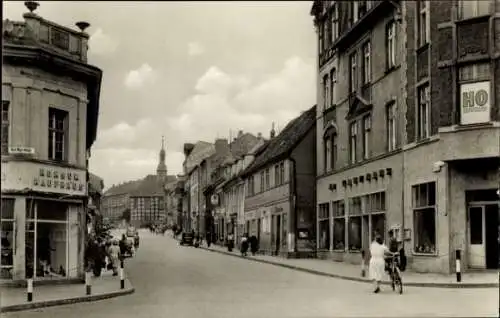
(279, 162, 285, 185)
(362, 41, 371, 85)
(317, 202, 331, 251)
(412, 182, 437, 255)
(352, 1, 360, 25)
(323, 74, 330, 111)
(458, 0, 491, 20)
(330, 68, 337, 107)
(386, 21, 396, 70)
(274, 164, 280, 187)
(349, 52, 358, 93)
(417, 0, 430, 47)
(1, 198, 16, 278)
(417, 83, 430, 140)
(1, 101, 10, 155)
(386, 102, 397, 151)
(330, 3, 339, 44)
(48, 107, 69, 162)
(265, 168, 270, 190)
(349, 121, 358, 164)
(362, 115, 371, 160)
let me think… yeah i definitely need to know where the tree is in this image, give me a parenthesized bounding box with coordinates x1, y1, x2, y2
(121, 208, 131, 223)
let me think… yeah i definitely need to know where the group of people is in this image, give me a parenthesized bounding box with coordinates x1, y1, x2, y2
(84, 234, 137, 277)
(369, 229, 406, 293)
(240, 234, 258, 256)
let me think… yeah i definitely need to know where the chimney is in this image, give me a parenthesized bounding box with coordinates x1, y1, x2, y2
(238, 130, 243, 138)
(270, 122, 276, 139)
(215, 138, 229, 154)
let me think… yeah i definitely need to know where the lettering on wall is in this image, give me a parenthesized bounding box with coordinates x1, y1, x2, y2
(460, 81, 490, 125)
(34, 167, 85, 192)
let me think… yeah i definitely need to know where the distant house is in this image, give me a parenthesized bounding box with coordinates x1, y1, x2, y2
(240, 105, 317, 258)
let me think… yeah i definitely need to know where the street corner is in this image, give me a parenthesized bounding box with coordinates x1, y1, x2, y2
(0, 278, 135, 314)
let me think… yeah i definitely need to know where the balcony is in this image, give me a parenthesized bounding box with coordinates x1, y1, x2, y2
(3, 10, 90, 63)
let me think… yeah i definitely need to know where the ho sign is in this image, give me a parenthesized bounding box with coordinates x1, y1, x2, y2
(460, 81, 490, 125)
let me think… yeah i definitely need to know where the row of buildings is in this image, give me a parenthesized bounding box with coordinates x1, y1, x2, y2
(165, 0, 499, 275)
(1, 2, 105, 283)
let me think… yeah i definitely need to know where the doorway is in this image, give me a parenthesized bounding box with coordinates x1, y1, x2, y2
(468, 204, 499, 269)
(275, 215, 281, 255)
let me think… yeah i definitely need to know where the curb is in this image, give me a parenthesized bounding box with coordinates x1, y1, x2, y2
(201, 247, 499, 289)
(0, 282, 135, 313)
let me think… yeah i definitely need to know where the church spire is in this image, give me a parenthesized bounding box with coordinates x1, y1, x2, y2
(157, 135, 167, 178)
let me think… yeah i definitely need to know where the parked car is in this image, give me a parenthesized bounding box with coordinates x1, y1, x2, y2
(179, 232, 194, 246)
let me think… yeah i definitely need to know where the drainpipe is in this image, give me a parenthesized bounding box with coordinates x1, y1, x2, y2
(289, 156, 298, 255)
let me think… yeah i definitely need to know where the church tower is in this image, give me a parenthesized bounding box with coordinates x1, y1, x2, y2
(156, 136, 168, 178)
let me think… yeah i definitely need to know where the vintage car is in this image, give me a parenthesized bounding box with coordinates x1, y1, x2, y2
(179, 232, 194, 246)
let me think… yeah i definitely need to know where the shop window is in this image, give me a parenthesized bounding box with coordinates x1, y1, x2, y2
(348, 197, 362, 251)
(25, 200, 69, 279)
(1, 199, 15, 279)
(332, 200, 345, 250)
(412, 182, 437, 254)
(365, 192, 386, 241)
(318, 203, 330, 250)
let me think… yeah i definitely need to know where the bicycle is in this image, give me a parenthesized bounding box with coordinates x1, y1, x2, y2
(388, 254, 403, 294)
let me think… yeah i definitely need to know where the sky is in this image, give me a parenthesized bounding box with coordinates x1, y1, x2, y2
(4, 1, 317, 189)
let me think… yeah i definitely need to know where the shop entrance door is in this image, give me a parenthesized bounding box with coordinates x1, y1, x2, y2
(468, 204, 499, 269)
(275, 215, 281, 255)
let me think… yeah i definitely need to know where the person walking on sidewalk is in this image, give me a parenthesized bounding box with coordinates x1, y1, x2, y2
(108, 240, 121, 276)
(369, 233, 392, 293)
(240, 234, 249, 257)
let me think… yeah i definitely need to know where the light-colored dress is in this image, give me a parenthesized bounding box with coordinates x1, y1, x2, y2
(369, 241, 388, 281)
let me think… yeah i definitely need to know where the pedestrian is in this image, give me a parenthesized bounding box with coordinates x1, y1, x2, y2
(240, 234, 249, 256)
(249, 235, 258, 255)
(369, 233, 391, 293)
(108, 240, 121, 276)
(206, 231, 212, 248)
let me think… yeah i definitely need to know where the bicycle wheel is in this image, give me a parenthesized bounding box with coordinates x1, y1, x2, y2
(395, 268, 403, 294)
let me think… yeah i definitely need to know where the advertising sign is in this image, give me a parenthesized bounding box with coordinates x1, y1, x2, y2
(460, 81, 490, 125)
(1, 161, 87, 196)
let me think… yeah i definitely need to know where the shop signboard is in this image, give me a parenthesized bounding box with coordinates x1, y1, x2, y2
(460, 81, 491, 125)
(1, 161, 87, 196)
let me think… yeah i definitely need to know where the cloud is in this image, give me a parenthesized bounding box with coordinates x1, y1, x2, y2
(124, 63, 156, 89)
(167, 56, 315, 142)
(88, 28, 118, 56)
(95, 118, 154, 149)
(187, 42, 205, 56)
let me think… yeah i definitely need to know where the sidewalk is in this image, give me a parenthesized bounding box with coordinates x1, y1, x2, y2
(200, 243, 499, 289)
(0, 270, 134, 313)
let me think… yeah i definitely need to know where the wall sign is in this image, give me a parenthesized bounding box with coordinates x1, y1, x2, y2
(8, 146, 35, 155)
(210, 194, 219, 206)
(1, 161, 87, 196)
(460, 81, 491, 125)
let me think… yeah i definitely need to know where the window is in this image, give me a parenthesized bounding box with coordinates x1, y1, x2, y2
(323, 130, 336, 173)
(349, 122, 357, 164)
(260, 171, 265, 193)
(1, 101, 9, 155)
(412, 182, 436, 254)
(323, 74, 330, 110)
(247, 176, 255, 196)
(362, 41, 371, 85)
(324, 134, 331, 173)
(319, 23, 324, 53)
(332, 200, 345, 250)
(318, 203, 330, 250)
(274, 164, 280, 187)
(365, 192, 386, 241)
(417, 84, 430, 139)
(330, 68, 337, 106)
(265, 168, 270, 190)
(418, 1, 430, 47)
(459, 63, 490, 83)
(349, 52, 358, 93)
(386, 21, 396, 69)
(362, 115, 371, 159)
(387, 103, 397, 151)
(331, 134, 337, 171)
(1, 199, 15, 279)
(330, 3, 339, 43)
(358, 1, 368, 18)
(48, 108, 68, 161)
(279, 162, 285, 184)
(458, 0, 490, 19)
(51, 28, 69, 50)
(348, 197, 362, 251)
(352, 1, 359, 24)
(324, 18, 332, 49)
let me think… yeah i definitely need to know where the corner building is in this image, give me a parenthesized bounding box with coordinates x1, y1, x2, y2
(312, 0, 500, 274)
(1, 4, 102, 282)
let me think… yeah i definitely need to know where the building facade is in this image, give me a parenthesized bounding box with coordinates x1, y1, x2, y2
(241, 106, 317, 258)
(1, 3, 102, 282)
(311, 0, 499, 274)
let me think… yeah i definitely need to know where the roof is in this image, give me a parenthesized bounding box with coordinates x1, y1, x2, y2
(241, 105, 316, 177)
(104, 174, 176, 197)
